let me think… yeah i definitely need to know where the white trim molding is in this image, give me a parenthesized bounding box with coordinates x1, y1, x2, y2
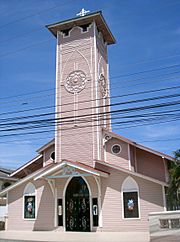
(34, 161, 109, 181)
(128, 144, 132, 171)
(162, 185, 167, 211)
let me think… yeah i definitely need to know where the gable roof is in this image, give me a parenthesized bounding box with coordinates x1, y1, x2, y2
(0, 167, 17, 181)
(9, 154, 43, 178)
(103, 129, 174, 162)
(36, 139, 54, 153)
(0, 167, 13, 174)
(0, 160, 109, 197)
(34, 159, 109, 181)
(0, 163, 55, 197)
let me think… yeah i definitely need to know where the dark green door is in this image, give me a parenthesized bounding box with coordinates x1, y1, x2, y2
(65, 177, 90, 232)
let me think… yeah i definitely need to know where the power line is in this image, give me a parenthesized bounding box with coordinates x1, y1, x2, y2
(1, 107, 180, 137)
(0, 39, 50, 58)
(0, 26, 44, 45)
(1, 111, 179, 134)
(1, 74, 179, 112)
(0, 1, 74, 30)
(1, 133, 179, 146)
(1, 91, 180, 123)
(0, 99, 180, 133)
(141, 138, 180, 143)
(0, 112, 179, 139)
(1, 82, 180, 118)
(1, 69, 179, 106)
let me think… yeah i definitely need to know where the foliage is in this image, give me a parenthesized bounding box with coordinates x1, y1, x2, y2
(167, 149, 180, 210)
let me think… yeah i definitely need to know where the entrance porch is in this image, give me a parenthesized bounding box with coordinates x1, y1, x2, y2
(34, 160, 109, 232)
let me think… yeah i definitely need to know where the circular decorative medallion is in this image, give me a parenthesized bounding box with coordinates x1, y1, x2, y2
(98, 73, 108, 98)
(65, 70, 87, 94)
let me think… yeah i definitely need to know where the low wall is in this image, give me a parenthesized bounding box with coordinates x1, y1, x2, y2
(149, 210, 180, 241)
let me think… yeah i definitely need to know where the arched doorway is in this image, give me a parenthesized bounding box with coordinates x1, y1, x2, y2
(65, 176, 90, 231)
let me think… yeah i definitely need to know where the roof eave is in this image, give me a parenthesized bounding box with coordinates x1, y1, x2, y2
(46, 11, 102, 29)
(95, 160, 168, 186)
(9, 154, 43, 177)
(34, 160, 109, 181)
(36, 139, 55, 153)
(46, 11, 116, 45)
(103, 129, 174, 161)
(0, 163, 55, 197)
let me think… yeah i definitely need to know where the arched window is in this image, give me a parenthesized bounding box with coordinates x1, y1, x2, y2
(122, 176, 140, 219)
(23, 182, 36, 219)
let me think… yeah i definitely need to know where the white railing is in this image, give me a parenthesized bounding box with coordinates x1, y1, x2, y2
(149, 210, 180, 234)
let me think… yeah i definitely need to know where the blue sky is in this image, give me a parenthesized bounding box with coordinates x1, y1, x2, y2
(0, 0, 180, 169)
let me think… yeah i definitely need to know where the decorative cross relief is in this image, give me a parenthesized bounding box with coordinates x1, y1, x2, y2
(76, 8, 90, 17)
(98, 73, 108, 98)
(62, 165, 80, 176)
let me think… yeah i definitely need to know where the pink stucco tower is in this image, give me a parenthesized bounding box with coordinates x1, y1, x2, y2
(47, 11, 115, 166)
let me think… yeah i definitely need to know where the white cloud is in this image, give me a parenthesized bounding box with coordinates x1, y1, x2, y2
(141, 125, 179, 139)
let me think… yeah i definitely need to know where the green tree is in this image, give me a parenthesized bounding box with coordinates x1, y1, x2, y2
(167, 149, 180, 210)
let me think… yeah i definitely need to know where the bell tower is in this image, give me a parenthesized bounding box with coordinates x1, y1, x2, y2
(47, 11, 115, 166)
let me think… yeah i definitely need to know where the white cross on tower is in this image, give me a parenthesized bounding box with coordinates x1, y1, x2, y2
(76, 8, 90, 17)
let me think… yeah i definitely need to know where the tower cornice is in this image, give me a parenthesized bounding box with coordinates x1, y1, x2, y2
(46, 11, 116, 45)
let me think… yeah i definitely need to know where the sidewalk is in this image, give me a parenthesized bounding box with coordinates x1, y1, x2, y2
(0, 231, 150, 242)
(150, 229, 180, 242)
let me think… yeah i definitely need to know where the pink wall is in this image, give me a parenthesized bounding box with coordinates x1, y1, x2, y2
(136, 148, 166, 182)
(105, 137, 130, 170)
(7, 171, 99, 231)
(7, 179, 54, 231)
(105, 136, 167, 182)
(100, 167, 164, 231)
(6, 164, 164, 232)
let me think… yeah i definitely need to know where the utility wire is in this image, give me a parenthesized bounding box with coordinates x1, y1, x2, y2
(0, 112, 179, 139)
(1, 134, 179, 145)
(0, 39, 50, 58)
(0, 0, 74, 30)
(0, 99, 180, 132)
(1, 83, 180, 118)
(1, 110, 180, 133)
(1, 91, 180, 123)
(1, 69, 180, 107)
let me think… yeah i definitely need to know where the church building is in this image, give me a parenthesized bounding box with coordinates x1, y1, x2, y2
(0, 11, 174, 232)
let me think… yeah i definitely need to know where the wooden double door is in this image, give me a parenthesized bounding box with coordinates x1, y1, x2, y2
(65, 177, 90, 232)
